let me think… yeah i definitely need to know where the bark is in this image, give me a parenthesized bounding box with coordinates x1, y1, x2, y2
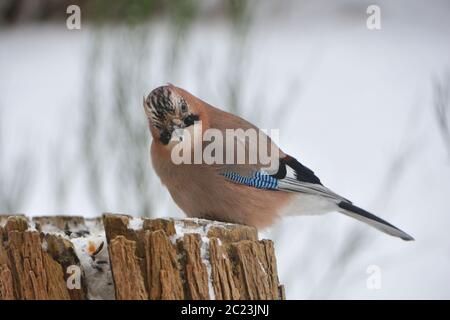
(103, 214, 284, 300)
(0, 216, 71, 300)
(0, 214, 285, 300)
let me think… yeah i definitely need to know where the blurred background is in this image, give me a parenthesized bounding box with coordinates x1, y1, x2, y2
(1, 0, 449, 299)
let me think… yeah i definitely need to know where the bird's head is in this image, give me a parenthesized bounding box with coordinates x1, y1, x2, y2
(143, 84, 202, 146)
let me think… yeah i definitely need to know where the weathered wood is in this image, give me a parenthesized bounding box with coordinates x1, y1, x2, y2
(33, 216, 87, 235)
(0, 215, 104, 300)
(0, 216, 71, 300)
(0, 234, 15, 300)
(108, 236, 148, 300)
(180, 233, 210, 299)
(144, 230, 184, 299)
(209, 237, 240, 299)
(231, 240, 280, 299)
(43, 234, 87, 300)
(31, 215, 112, 300)
(1, 214, 284, 300)
(103, 214, 284, 300)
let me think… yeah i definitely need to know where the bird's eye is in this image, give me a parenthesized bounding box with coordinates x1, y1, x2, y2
(180, 103, 188, 113)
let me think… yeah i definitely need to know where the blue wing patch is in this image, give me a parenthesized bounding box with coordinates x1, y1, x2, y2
(221, 171, 279, 190)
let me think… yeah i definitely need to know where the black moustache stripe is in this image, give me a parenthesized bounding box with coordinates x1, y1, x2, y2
(160, 131, 172, 145)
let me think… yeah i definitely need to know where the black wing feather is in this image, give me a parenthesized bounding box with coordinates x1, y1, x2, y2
(272, 155, 322, 185)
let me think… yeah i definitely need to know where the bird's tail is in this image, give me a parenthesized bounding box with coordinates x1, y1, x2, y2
(337, 201, 414, 241)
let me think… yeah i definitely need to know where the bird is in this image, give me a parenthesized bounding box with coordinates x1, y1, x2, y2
(143, 84, 414, 241)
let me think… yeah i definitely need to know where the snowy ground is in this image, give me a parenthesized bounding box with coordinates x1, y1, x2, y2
(1, 0, 449, 299)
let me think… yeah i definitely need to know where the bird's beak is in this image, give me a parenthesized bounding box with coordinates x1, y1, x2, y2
(171, 118, 183, 128)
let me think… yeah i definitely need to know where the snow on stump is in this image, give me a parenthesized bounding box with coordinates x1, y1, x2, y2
(0, 215, 74, 300)
(0, 214, 112, 300)
(0, 214, 285, 300)
(104, 214, 285, 300)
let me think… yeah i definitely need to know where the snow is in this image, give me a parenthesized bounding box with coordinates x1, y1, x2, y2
(200, 237, 215, 300)
(128, 217, 144, 230)
(37, 223, 68, 238)
(85, 218, 104, 235)
(258, 261, 267, 275)
(27, 219, 38, 232)
(41, 237, 48, 251)
(71, 232, 115, 300)
(36, 219, 115, 300)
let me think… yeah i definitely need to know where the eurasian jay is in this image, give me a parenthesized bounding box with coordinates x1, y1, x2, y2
(143, 84, 414, 241)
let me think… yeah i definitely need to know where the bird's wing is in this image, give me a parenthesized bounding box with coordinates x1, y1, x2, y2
(218, 154, 350, 203)
(275, 156, 350, 202)
(206, 105, 286, 176)
(203, 106, 348, 202)
(219, 154, 414, 241)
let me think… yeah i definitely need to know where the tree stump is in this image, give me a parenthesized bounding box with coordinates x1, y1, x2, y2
(0, 213, 285, 300)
